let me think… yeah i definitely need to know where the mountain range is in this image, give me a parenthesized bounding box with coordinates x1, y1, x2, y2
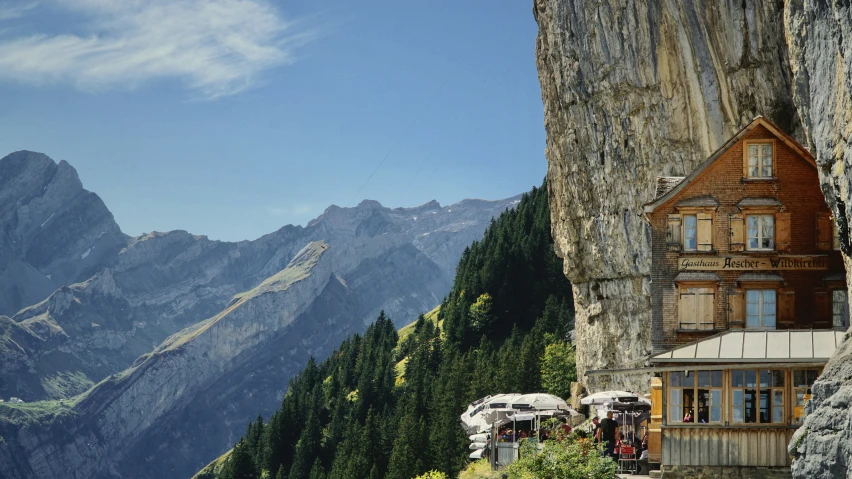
(0, 150, 521, 478)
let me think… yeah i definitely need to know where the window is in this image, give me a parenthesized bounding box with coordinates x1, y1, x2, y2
(832, 289, 849, 329)
(683, 215, 697, 251)
(679, 287, 715, 330)
(747, 143, 773, 178)
(668, 370, 723, 424)
(747, 215, 774, 250)
(746, 290, 776, 328)
(792, 369, 820, 424)
(731, 369, 785, 424)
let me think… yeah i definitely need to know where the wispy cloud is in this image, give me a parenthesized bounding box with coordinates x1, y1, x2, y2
(0, 1, 39, 20)
(0, 0, 312, 98)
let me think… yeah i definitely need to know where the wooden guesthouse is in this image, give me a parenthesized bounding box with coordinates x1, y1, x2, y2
(635, 117, 848, 478)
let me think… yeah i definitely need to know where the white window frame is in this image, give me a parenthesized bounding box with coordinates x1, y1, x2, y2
(747, 142, 774, 178)
(746, 215, 775, 251)
(746, 289, 777, 329)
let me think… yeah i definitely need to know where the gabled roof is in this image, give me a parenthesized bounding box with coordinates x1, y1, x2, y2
(645, 116, 815, 213)
(650, 329, 843, 363)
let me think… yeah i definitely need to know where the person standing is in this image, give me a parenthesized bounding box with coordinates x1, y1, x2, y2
(591, 417, 601, 444)
(596, 411, 619, 459)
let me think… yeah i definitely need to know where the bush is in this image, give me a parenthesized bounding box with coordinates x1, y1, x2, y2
(506, 437, 617, 479)
(414, 471, 449, 479)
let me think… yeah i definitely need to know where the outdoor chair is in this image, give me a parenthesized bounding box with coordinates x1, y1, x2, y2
(617, 445, 637, 474)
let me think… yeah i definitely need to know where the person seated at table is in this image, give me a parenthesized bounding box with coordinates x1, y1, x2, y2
(683, 410, 694, 423)
(640, 431, 648, 452)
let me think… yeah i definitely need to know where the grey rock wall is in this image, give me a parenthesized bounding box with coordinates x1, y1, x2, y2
(533, 0, 800, 392)
(535, 0, 852, 475)
(784, 1, 852, 477)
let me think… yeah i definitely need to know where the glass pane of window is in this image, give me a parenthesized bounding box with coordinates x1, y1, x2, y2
(747, 217, 759, 248)
(763, 313, 776, 329)
(796, 391, 805, 406)
(772, 370, 785, 387)
(732, 370, 743, 387)
(760, 389, 770, 422)
(807, 370, 819, 385)
(670, 406, 682, 423)
(684, 372, 694, 387)
(745, 370, 757, 388)
(711, 405, 721, 423)
(684, 215, 697, 250)
(773, 406, 783, 423)
(670, 389, 681, 405)
(698, 371, 711, 387)
(761, 144, 773, 177)
(696, 389, 709, 423)
(794, 370, 805, 387)
(711, 389, 721, 405)
(748, 145, 759, 177)
(670, 372, 682, 387)
(760, 370, 770, 387)
(733, 389, 743, 405)
(733, 406, 744, 423)
(773, 389, 784, 407)
(745, 390, 757, 423)
(711, 370, 723, 387)
(762, 216, 774, 249)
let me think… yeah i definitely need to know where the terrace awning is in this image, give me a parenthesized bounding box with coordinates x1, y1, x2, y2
(650, 329, 844, 363)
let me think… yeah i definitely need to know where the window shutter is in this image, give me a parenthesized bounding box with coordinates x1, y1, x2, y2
(728, 288, 744, 327)
(778, 287, 795, 325)
(730, 214, 745, 252)
(697, 213, 713, 251)
(699, 289, 715, 329)
(814, 288, 831, 325)
(667, 214, 682, 251)
(679, 290, 696, 329)
(816, 212, 832, 250)
(776, 212, 791, 251)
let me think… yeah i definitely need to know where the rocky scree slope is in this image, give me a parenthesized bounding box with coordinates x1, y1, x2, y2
(535, 2, 852, 475)
(0, 151, 519, 402)
(0, 242, 357, 479)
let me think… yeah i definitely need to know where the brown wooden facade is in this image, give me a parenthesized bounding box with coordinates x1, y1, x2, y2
(640, 117, 846, 477)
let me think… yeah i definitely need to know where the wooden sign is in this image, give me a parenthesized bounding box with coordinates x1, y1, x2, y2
(678, 255, 828, 271)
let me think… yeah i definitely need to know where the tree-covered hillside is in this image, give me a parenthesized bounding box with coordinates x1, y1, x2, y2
(199, 181, 575, 479)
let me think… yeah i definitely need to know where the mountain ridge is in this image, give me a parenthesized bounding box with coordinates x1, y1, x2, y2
(0, 150, 522, 478)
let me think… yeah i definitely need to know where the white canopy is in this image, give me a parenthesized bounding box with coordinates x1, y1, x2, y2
(461, 393, 576, 434)
(581, 391, 650, 409)
(469, 448, 486, 459)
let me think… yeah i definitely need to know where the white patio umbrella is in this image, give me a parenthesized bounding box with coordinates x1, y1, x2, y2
(460, 394, 524, 434)
(580, 390, 645, 407)
(510, 393, 570, 411)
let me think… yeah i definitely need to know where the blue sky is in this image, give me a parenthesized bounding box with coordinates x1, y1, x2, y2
(0, 0, 545, 241)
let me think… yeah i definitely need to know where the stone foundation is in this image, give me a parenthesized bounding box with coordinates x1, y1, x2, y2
(661, 465, 791, 479)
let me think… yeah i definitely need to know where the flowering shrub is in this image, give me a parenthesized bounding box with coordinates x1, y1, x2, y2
(506, 436, 617, 479)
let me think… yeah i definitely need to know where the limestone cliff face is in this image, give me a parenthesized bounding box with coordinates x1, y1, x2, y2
(534, 0, 800, 392)
(536, 0, 852, 474)
(784, 1, 852, 476)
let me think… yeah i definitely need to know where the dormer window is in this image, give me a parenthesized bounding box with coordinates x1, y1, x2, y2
(746, 142, 774, 178)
